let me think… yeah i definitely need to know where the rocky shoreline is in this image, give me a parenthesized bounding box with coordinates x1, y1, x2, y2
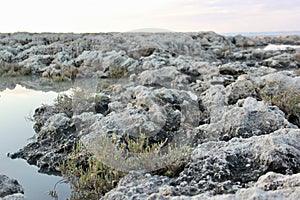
(1, 32, 300, 199)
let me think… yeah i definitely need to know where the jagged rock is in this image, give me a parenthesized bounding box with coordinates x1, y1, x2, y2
(2, 32, 300, 200)
(259, 73, 300, 96)
(146, 172, 300, 200)
(73, 112, 104, 137)
(2, 193, 25, 200)
(128, 47, 156, 59)
(231, 35, 259, 47)
(102, 129, 300, 199)
(81, 86, 200, 150)
(8, 112, 78, 174)
(0, 175, 23, 198)
(0, 50, 14, 62)
(75, 50, 137, 78)
(196, 97, 295, 143)
(191, 172, 300, 200)
(0, 31, 238, 79)
(225, 75, 259, 104)
(262, 52, 298, 69)
(252, 35, 300, 45)
(174, 128, 300, 196)
(18, 55, 54, 74)
(102, 171, 171, 200)
(137, 66, 191, 88)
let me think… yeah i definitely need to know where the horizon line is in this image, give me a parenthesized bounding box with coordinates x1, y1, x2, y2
(0, 29, 300, 35)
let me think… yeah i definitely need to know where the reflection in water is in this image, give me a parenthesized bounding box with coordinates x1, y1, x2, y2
(0, 84, 71, 200)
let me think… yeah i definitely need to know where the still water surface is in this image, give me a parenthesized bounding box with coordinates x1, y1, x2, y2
(0, 84, 71, 200)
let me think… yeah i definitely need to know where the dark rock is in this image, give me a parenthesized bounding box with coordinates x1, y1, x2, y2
(0, 175, 24, 198)
(102, 129, 300, 199)
(9, 112, 78, 174)
(173, 128, 300, 195)
(102, 171, 172, 200)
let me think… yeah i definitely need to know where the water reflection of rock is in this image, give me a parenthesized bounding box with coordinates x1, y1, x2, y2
(0, 76, 73, 93)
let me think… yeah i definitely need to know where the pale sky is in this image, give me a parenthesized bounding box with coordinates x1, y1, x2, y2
(0, 0, 299, 33)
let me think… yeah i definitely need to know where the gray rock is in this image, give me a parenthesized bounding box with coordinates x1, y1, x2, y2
(225, 75, 259, 105)
(252, 35, 300, 45)
(0, 175, 23, 198)
(102, 129, 300, 199)
(196, 97, 294, 143)
(18, 55, 53, 74)
(81, 86, 200, 149)
(102, 171, 172, 200)
(75, 50, 137, 78)
(259, 73, 300, 96)
(203, 172, 300, 200)
(0, 50, 14, 62)
(262, 52, 298, 69)
(137, 66, 190, 88)
(2, 193, 25, 200)
(175, 128, 300, 195)
(232, 35, 259, 47)
(8, 109, 78, 174)
(159, 172, 300, 200)
(2, 32, 300, 200)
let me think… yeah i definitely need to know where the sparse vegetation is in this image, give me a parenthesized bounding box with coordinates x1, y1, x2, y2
(0, 62, 31, 77)
(91, 133, 192, 176)
(96, 81, 109, 92)
(54, 93, 73, 117)
(108, 66, 127, 79)
(260, 89, 300, 127)
(294, 51, 300, 62)
(89, 94, 104, 104)
(60, 134, 191, 199)
(60, 142, 125, 200)
(52, 74, 69, 82)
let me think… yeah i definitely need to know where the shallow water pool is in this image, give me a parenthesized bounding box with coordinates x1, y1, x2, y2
(0, 84, 71, 200)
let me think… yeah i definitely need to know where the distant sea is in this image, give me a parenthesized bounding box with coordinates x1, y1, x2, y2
(222, 31, 300, 37)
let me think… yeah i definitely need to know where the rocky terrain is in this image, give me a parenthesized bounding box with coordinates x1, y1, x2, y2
(0, 175, 24, 199)
(1, 32, 300, 199)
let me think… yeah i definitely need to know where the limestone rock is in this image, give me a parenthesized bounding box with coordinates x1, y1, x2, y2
(8, 111, 78, 174)
(0, 175, 23, 198)
(102, 129, 300, 199)
(2, 32, 300, 200)
(196, 97, 294, 143)
(2, 193, 25, 200)
(174, 128, 300, 196)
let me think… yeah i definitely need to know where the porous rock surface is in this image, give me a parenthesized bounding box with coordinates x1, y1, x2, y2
(0, 175, 24, 199)
(1, 32, 299, 199)
(102, 129, 300, 199)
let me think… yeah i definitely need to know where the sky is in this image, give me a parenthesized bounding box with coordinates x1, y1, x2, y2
(0, 0, 299, 33)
